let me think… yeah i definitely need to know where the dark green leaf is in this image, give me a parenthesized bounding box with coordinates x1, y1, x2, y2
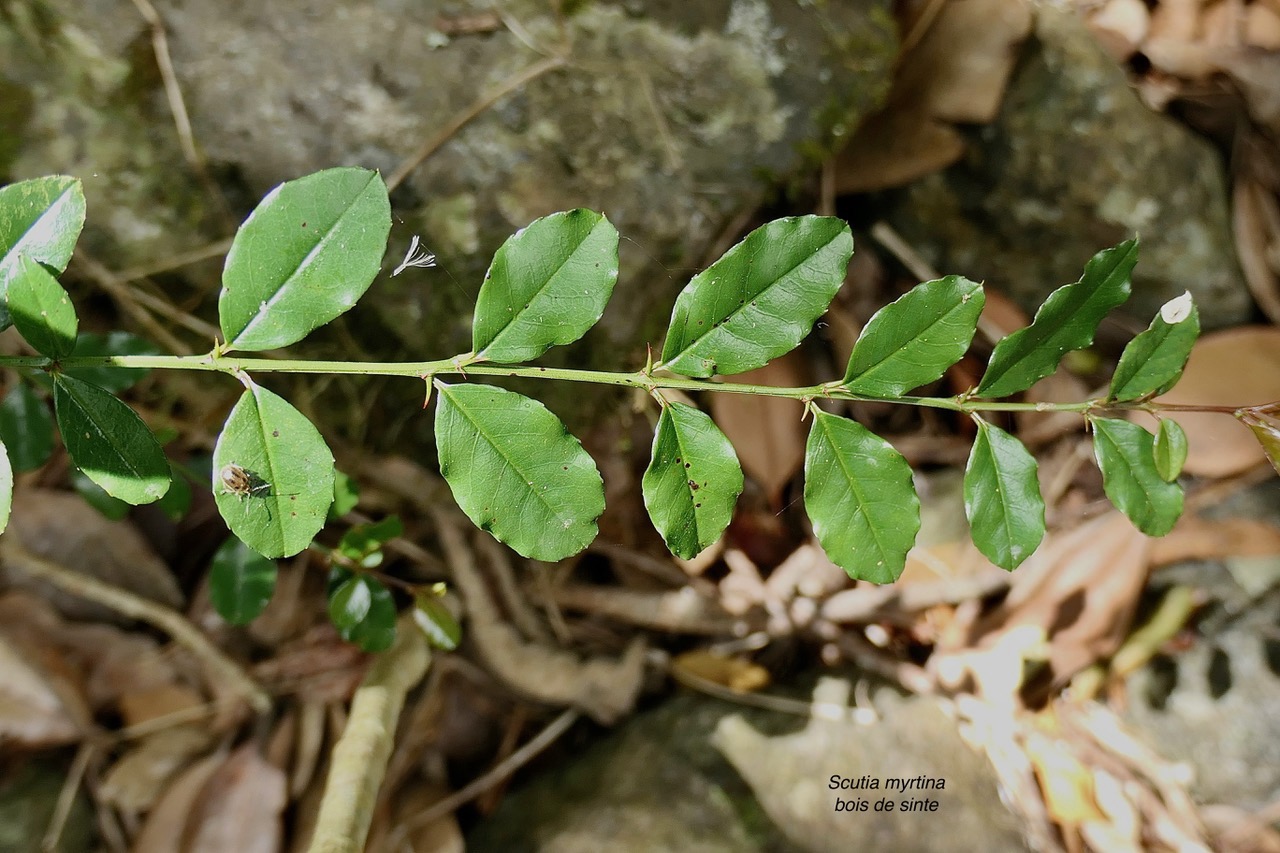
(0, 382, 54, 471)
(843, 276, 985, 395)
(1092, 417, 1183, 536)
(641, 402, 744, 559)
(659, 217, 853, 377)
(329, 469, 360, 519)
(803, 409, 920, 583)
(472, 210, 619, 363)
(337, 516, 403, 568)
(212, 384, 336, 558)
(964, 421, 1045, 570)
(434, 382, 604, 561)
(209, 537, 278, 625)
(977, 240, 1137, 398)
(0, 176, 86, 331)
(54, 374, 170, 504)
(219, 167, 391, 351)
(1109, 293, 1199, 401)
(1153, 418, 1188, 482)
(0, 439, 11, 535)
(328, 574, 396, 652)
(413, 588, 461, 651)
(71, 469, 129, 520)
(66, 332, 159, 393)
(6, 255, 78, 358)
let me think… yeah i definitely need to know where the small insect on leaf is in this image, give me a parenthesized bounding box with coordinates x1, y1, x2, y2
(219, 463, 269, 499)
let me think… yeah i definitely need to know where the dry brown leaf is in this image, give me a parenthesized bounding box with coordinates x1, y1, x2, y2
(99, 725, 215, 814)
(979, 286, 1031, 342)
(836, 109, 967, 193)
(1246, 3, 1280, 48)
(1151, 514, 1280, 565)
(184, 743, 287, 853)
(118, 683, 207, 729)
(132, 751, 226, 853)
(369, 779, 464, 853)
(1087, 0, 1152, 61)
(672, 649, 771, 693)
(1239, 402, 1280, 474)
(1148, 0, 1201, 41)
(0, 632, 85, 747)
(1232, 177, 1280, 322)
(1141, 326, 1280, 477)
(708, 353, 807, 504)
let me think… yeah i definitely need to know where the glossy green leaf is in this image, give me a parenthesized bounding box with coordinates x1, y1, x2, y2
(54, 374, 170, 504)
(212, 384, 336, 558)
(434, 381, 604, 561)
(977, 240, 1137, 398)
(329, 469, 360, 519)
(209, 537, 278, 625)
(659, 217, 853, 377)
(642, 402, 744, 559)
(1092, 417, 1183, 536)
(219, 167, 391, 351)
(472, 209, 619, 363)
(0, 176, 86, 331)
(964, 421, 1045, 570)
(1153, 418, 1188, 482)
(328, 573, 396, 652)
(337, 516, 402, 569)
(1109, 292, 1200, 401)
(0, 382, 54, 471)
(66, 331, 159, 393)
(6, 255, 78, 358)
(413, 587, 461, 651)
(71, 469, 129, 520)
(803, 408, 920, 583)
(843, 276, 985, 395)
(0, 440, 12, 535)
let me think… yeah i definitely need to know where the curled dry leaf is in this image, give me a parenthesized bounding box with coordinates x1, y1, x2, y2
(708, 352, 807, 504)
(184, 743, 287, 853)
(1141, 326, 1280, 477)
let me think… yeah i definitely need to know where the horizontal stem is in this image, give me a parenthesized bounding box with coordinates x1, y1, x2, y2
(0, 353, 1237, 416)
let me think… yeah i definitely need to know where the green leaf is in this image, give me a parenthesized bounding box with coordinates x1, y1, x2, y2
(472, 209, 619, 363)
(1153, 418, 1188, 482)
(843, 275, 985, 395)
(977, 240, 1137, 398)
(53, 374, 170, 504)
(337, 516, 403, 569)
(212, 384, 336, 559)
(964, 421, 1045, 570)
(329, 469, 360, 520)
(0, 439, 12, 535)
(209, 537, 278, 625)
(157, 463, 193, 520)
(803, 408, 920, 583)
(0, 176, 87, 331)
(1109, 293, 1200, 401)
(71, 469, 129, 520)
(641, 402, 744, 559)
(1092, 418, 1183, 536)
(328, 573, 396, 652)
(413, 587, 461, 651)
(6, 255, 78, 358)
(434, 381, 604, 561)
(0, 382, 54, 471)
(659, 217, 853, 377)
(219, 167, 391, 351)
(66, 331, 159, 393)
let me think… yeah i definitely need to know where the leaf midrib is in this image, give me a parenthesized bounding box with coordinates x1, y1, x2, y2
(846, 285, 975, 390)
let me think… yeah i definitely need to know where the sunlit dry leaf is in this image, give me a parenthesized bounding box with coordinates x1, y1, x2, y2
(1141, 327, 1280, 477)
(1232, 177, 1280, 323)
(708, 353, 807, 503)
(132, 752, 225, 853)
(0, 633, 84, 747)
(1086, 0, 1150, 61)
(1024, 728, 1105, 826)
(185, 743, 287, 853)
(1245, 4, 1280, 50)
(673, 649, 771, 693)
(1151, 514, 1280, 565)
(99, 725, 215, 814)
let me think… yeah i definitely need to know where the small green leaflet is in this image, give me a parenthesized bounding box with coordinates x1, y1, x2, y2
(0, 176, 87, 332)
(337, 516, 402, 569)
(642, 402, 744, 559)
(0, 440, 11, 535)
(472, 210, 619, 363)
(1153, 419, 1188, 482)
(53, 374, 170, 505)
(212, 384, 336, 559)
(1109, 292, 1199, 401)
(843, 275, 984, 395)
(0, 382, 54, 471)
(804, 408, 920, 583)
(434, 382, 604, 562)
(219, 167, 391, 351)
(328, 572, 396, 652)
(413, 586, 461, 651)
(659, 217, 853, 377)
(1092, 417, 1183, 536)
(977, 240, 1137, 398)
(964, 421, 1045, 570)
(6, 254, 78, 358)
(209, 537, 278, 625)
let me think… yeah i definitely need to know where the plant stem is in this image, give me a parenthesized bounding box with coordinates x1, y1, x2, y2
(0, 353, 1239, 416)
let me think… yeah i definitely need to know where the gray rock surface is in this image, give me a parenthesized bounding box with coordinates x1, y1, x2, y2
(888, 2, 1251, 330)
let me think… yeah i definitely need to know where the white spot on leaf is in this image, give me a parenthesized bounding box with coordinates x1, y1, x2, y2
(1160, 291, 1193, 324)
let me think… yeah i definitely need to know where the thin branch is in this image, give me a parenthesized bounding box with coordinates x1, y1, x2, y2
(0, 538, 271, 715)
(114, 237, 234, 282)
